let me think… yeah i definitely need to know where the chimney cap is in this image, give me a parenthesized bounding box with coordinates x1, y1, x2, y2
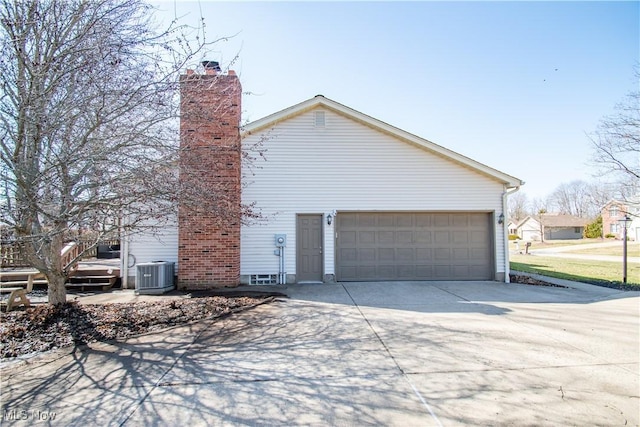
(202, 60, 221, 71)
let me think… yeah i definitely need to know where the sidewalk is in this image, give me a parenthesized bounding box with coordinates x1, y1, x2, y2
(530, 252, 640, 263)
(530, 241, 622, 253)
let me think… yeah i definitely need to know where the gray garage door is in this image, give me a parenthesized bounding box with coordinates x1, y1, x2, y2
(336, 212, 493, 281)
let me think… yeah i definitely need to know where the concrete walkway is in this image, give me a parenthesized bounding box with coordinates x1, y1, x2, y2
(531, 241, 624, 253)
(1, 281, 638, 426)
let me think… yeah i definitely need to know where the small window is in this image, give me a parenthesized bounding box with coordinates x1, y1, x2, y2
(574, 227, 581, 233)
(610, 223, 619, 234)
(250, 274, 277, 285)
(314, 110, 325, 128)
(610, 206, 619, 217)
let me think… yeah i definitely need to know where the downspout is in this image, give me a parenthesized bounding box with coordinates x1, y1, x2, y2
(282, 246, 286, 285)
(120, 222, 129, 289)
(502, 185, 521, 283)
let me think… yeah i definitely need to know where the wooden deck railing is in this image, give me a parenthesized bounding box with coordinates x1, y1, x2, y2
(61, 242, 80, 272)
(1, 239, 120, 268)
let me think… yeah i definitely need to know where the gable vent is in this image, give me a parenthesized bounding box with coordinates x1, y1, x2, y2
(314, 110, 325, 127)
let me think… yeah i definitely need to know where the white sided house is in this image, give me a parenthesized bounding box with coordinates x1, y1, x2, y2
(516, 214, 588, 241)
(124, 66, 523, 288)
(241, 96, 522, 284)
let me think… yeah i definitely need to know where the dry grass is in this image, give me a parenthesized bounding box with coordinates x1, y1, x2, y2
(511, 253, 640, 287)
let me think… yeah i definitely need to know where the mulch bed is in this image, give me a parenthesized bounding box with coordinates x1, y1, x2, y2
(0, 296, 275, 359)
(510, 273, 638, 291)
(509, 274, 568, 288)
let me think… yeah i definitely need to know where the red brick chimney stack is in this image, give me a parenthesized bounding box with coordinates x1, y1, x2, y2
(178, 61, 241, 289)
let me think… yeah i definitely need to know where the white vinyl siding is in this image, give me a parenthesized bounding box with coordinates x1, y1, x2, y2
(518, 218, 542, 241)
(126, 218, 179, 283)
(241, 107, 506, 279)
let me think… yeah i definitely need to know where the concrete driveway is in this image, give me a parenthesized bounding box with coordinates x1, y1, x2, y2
(1, 281, 638, 426)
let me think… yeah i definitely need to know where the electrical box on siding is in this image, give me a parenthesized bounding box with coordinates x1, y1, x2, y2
(275, 234, 287, 247)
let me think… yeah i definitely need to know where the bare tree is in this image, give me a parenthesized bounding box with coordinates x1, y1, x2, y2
(535, 210, 547, 243)
(614, 175, 640, 202)
(530, 197, 549, 218)
(507, 191, 529, 223)
(527, 199, 549, 242)
(588, 180, 618, 210)
(548, 180, 603, 218)
(589, 72, 640, 189)
(0, 0, 251, 304)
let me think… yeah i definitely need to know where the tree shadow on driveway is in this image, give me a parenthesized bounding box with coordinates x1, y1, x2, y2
(1, 282, 637, 426)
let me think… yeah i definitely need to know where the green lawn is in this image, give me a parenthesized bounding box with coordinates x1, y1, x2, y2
(510, 254, 640, 288)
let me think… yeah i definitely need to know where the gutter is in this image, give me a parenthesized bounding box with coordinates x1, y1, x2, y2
(502, 185, 522, 283)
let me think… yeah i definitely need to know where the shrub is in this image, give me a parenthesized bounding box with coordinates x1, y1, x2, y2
(508, 234, 520, 240)
(605, 233, 616, 238)
(583, 216, 603, 239)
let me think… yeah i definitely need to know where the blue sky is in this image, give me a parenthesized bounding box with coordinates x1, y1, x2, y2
(155, 1, 639, 200)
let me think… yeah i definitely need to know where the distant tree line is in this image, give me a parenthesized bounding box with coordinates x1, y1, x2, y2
(507, 179, 632, 222)
(509, 67, 639, 224)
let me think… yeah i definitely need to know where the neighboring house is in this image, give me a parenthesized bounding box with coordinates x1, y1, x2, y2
(123, 65, 524, 288)
(601, 199, 640, 241)
(507, 220, 519, 236)
(516, 217, 542, 241)
(516, 214, 588, 241)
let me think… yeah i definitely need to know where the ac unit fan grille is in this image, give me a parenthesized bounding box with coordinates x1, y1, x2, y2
(136, 262, 175, 290)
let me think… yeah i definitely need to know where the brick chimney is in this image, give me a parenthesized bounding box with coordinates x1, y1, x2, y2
(178, 61, 241, 289)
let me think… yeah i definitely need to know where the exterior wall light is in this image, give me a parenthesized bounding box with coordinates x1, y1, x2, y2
(327, 213, 333, 226)
(498, 213, 505, 225)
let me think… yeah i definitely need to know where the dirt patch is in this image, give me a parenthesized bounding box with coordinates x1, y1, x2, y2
(0, 296, 275, 359)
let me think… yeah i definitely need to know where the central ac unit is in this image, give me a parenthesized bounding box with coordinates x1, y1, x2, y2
(135, 261, 175, 295)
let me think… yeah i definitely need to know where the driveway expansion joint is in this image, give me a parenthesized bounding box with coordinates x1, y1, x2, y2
(340, 283, 445, 426)
(116, 318, 217, 427)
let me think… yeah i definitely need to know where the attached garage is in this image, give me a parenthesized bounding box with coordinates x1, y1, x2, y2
(336, 212, 494, 281)
(131, 78, 524, 288)
(234, 95, 525, 285)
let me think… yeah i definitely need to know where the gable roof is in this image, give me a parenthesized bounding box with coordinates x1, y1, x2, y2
(243, 95, 524, 188)
(516, 216, 538, 229)
(540, 214, 589, 227)
(600, 197, 640, 213)
(518, 214, 588, 228)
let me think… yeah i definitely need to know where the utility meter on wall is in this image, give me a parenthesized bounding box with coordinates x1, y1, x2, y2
(275, 234, 287, 247)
